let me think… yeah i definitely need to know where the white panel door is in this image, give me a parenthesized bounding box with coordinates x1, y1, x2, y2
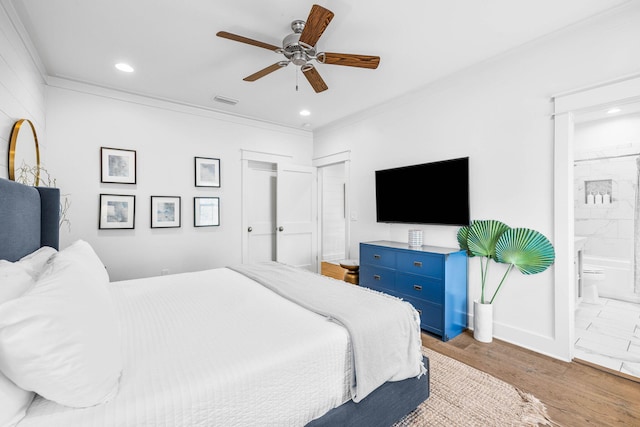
(276, 163, 318, 272)
(243, 161, 277, 264)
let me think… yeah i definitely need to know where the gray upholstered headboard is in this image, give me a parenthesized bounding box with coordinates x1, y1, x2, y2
(0, 177, 60, 262)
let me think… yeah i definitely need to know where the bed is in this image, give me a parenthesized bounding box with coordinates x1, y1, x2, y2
(0, 177, 429, 427)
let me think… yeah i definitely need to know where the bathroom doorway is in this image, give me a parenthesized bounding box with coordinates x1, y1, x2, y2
(572, 102, 640, 379)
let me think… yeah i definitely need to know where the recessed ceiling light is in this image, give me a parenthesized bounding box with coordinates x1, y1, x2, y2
(299, 109, 311, 117)
(607, 108, 621, 114)
(115, 63, 134, 73)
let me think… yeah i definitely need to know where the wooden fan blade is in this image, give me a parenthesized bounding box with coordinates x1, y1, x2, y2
(299, 4, 334, 47)
(303, 66, 328, 93)
(243, 63, 286, 82)
(322, 52, 380, 69)
(216, 31, 280, 51)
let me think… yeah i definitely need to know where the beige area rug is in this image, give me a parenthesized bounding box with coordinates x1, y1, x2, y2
(394, 347, 555, 427)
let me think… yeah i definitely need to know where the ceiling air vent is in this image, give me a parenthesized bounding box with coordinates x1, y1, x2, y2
(213, 95, 239, 106)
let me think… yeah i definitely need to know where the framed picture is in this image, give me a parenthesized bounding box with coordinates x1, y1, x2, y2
(101, 147, 136, 184)
(99, 194, 135, 229)
(151, 196, 181, 228)
(194, 197, 220, 227)
(195, 157, 220, 187)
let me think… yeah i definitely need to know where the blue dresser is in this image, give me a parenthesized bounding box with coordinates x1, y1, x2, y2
(359, 241, 468, 341)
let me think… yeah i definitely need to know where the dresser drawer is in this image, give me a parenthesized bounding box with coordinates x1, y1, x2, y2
(359, 265, 395, 291)
(403, 296, 443, 335)
(360, 244, 396, 269)
(396, 272, 443, 304)
(396, 251, 444, 279)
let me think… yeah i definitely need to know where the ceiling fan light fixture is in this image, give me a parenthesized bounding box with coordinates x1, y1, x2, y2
(291, 51, 307, 66)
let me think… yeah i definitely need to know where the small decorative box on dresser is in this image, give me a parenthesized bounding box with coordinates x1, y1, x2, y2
(359, 240, 468, 341)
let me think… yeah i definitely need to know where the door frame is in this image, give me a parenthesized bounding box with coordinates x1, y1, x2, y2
(313, 151, 352, 260)
(553, 73, 640, 361)
(241, 149, 293, 264)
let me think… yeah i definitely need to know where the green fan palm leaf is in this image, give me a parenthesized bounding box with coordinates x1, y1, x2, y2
(495, 228, 555, 275)
(466, 220, 510, 259)
(487, 227, 556, 303)
(456, 225, 472, 256)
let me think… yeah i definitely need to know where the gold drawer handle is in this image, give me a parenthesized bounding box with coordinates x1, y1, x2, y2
(374, 254, 381, 259)
(373, 274, 381, 280)
(413, 261, 422, 267)
(413, 284, 422, 291)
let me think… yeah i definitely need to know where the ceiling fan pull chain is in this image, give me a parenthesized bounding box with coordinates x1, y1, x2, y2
(296, 67, 299, 92)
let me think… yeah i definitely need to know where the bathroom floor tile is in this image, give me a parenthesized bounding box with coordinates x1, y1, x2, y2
(589, 316, 639, 335)
(575, 297, 640, 380)
(575, 305, 602, 320)
(574, 347, 624, 371)
(621, 361, 640, 377)
(588, 322, 640, 344)
(597, 308, 640, 323)
(575, 317, 591, 330)
(604, 298, 640, 313)
(575, 333, 629, 353)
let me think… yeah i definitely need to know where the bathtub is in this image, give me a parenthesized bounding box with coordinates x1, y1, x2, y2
(582, 255, 640, 303)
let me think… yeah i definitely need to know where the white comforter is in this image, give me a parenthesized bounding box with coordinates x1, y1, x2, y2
(19, 268, 352, 427)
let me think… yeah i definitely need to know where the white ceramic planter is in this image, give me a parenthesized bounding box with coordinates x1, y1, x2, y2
(473, 300, 493, 343)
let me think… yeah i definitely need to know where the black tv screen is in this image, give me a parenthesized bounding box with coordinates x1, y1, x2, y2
(375, 157, 470, 226)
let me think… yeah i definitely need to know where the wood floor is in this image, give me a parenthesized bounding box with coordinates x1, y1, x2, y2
(421, 330, 640, 427)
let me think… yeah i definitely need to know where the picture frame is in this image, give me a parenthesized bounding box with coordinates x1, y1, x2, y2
(101, 147, 136, 184)
(194, 157, 220, 187)
(194, 197, 220, 227)
(151, 196, 181, 228)
(99, 194, 135, 229)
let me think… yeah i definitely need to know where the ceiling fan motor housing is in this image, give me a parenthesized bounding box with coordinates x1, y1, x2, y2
(281, 22, 317, 66)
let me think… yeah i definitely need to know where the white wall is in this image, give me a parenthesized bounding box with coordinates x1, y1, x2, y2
(314, 4, 640, 359)
(0, 0, 46, 178)
(45, 81, 312, 281)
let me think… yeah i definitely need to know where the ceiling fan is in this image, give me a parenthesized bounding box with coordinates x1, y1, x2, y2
(216, 4, 380, 93)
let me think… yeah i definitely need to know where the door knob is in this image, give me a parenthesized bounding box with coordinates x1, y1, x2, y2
(247, 227, 253, 232)
(278, 226, 284, 232)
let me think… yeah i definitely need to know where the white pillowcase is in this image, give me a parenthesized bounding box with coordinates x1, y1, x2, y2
(0, 371, 34, 427)
(0, 261, 35, 303)
(0, 240, 122, 408)
(16, 246, 58, 280)
(0, 257, 41, 427)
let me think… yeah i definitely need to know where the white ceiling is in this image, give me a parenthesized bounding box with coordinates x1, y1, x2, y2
(11, 0, 632, 131)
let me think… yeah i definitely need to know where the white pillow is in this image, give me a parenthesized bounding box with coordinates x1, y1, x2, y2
(17, 246, 58, 280)
(0, 260, 35, 303)
(0, 240, 122, 408)
(0, 371, 33, 427)
(0, 260, 38, 427)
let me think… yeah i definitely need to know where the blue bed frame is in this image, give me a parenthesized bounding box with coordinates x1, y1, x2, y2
(0, 177, 429, 426)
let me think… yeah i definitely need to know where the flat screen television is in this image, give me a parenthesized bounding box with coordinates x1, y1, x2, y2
(375, 157, 470, 226)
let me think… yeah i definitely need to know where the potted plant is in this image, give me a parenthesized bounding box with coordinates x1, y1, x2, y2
(457, 219, 555, 342)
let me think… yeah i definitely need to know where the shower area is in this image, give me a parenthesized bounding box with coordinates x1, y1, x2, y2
(573, 109, 640, 378)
